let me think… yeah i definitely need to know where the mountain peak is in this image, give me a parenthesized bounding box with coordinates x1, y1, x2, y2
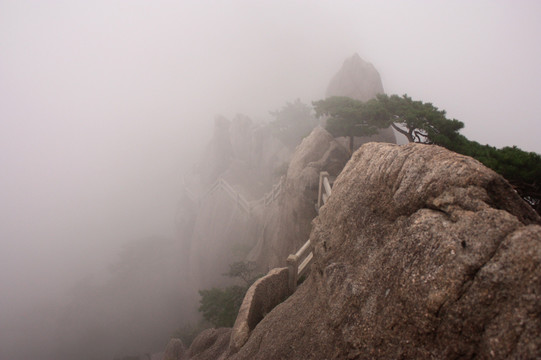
(326, 54, 384, 101)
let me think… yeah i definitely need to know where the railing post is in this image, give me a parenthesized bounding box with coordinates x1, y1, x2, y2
(318, 173, 324, 210)
(318, 171, 330, 210)
(287, 254, 299, 294)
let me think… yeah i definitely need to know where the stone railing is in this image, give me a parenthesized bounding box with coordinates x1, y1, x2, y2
(229, 267, 290, 354)
(317, 171, 332, 211)
(288, 171, 333, 292)
(286, 239, 314, 293)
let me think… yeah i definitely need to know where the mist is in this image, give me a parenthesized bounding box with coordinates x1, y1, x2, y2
(1, 1, 541, 359)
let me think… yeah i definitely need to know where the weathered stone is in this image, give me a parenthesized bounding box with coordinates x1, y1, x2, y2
(231, 143, 541, 359)
(188, 328, 231, 360)
(229, 267, 289, 354)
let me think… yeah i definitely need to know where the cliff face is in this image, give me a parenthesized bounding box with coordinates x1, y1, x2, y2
(247, 126, 349, 270)
(183, 115, 293, 289)
(196, 114, 291, 197)
(230, 143, 541, 359)
(184, 54, 397, 286)
(188, 189, 259, 289)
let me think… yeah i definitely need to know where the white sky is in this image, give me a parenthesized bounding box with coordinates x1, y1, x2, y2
(0, 0, 540, 316)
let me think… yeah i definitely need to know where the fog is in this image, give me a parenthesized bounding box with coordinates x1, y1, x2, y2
(1, 1, 540, 359)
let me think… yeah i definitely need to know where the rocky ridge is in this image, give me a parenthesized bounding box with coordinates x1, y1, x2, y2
(227, 142, 541, 359)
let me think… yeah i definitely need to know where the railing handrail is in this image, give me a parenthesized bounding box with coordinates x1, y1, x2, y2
(317, 171, 332, 211)
(287, 171, 334, 293)
(195, 175, 286, 214)
(295, 238, 311, 258)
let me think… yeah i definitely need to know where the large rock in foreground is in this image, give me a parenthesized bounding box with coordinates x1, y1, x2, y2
(233, 143, 541, 359)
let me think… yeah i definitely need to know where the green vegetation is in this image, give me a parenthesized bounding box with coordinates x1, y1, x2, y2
(443, 135, 541, 212)
(198, 286, 247, 327)
(198, 261, 262, 328)
(313, 96, 388, 152)
(313, 94, 541, 214)
(313, 94, 464, 152)
(373, 94, 464, 145)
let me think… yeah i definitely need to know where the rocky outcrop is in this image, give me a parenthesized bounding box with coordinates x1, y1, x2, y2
(230, 143, 541, 359)
(184, 55, 395, 294)
(247, 127, 350, 269)
(228, 267, 289, 355)
(326, 53, 396, 147)
(187, 328, 231, 360)
(326, 53, 384, 102)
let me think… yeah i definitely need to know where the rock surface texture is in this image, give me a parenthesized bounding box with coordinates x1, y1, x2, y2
(229, 143, 541, 359)
(229, 267, 289, 355)
(188, 328, 231, 360)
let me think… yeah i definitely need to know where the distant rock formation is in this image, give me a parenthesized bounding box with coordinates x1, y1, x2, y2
(187, 187, 259, 289)
(326, 54, 396, 146)
(247, 126, 349, 270)
(229, 143, 541, 359)
(198, 116, 234, 186)
(193, 114, 292, 197)
(184, 114, 293, 289)
(326, 53, 384, 101)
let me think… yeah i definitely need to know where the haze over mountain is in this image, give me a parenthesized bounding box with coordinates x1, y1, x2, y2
(1, 1, 540, 359)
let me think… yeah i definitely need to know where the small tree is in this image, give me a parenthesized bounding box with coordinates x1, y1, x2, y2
(314, 94, 541, 214)
(374, 94, 464, 144)
(313, 96, 388, 153)
(198, 286, 246, 327)
(313, 94, 464, 151)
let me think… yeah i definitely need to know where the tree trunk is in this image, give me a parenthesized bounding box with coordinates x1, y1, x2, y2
(391, 123, 414, 143)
